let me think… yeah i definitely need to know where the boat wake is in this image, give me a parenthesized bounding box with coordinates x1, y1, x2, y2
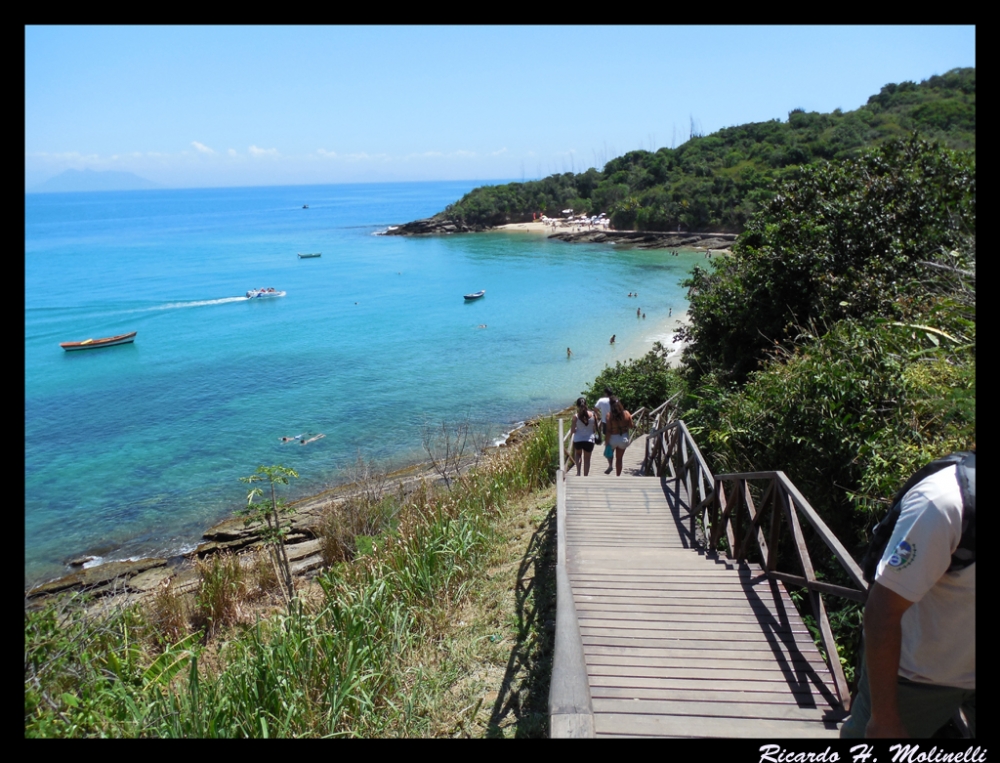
(148, 296, 249, 311)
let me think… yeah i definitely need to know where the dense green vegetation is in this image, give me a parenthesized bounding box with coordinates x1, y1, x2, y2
(440, 68, 974, 232)
(25, 421, 559, 737)
(584, 134, 974, 682)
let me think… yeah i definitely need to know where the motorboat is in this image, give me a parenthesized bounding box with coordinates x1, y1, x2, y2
(297, 252, 321, 259)
(60, 331, 137, 351)
(464, 290, 486, 301)
(246, 288, 287, 299)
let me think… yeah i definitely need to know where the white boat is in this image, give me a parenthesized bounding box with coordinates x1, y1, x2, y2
(464, 290, 486, 301)
(246, 288, 286, 299)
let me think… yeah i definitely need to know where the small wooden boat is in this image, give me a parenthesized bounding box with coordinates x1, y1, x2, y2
(297, 252, 322, 259)
(60, 331, 137, 351)
(464, 290, 486, 301)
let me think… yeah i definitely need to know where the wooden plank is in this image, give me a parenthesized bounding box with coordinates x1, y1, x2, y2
(591, 685, 832, 705)
(580, 637, 824, 656)
(582, 645, 831, 669)
(592, 712, 840, 738)
(586, 675, 837, 696)
(577, 613, 812, 630)
(591, 698, 846, 723)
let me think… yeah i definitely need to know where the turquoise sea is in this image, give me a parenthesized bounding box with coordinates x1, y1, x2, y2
(25, 181, 702, 586)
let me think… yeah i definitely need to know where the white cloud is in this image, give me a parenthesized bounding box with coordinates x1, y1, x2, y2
(192, 141, 216, 154)
(490, 147, 508, 156)
(228, 148, 238, 157)
(454, 150, 476, 158)
(249, 145, 279, 157)
(317, 148, 338, 158)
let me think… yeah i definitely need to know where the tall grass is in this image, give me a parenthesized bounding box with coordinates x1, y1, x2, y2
(25, 418, 558, 738)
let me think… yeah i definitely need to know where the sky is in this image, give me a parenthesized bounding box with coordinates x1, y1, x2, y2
(24, 25, 976, 190)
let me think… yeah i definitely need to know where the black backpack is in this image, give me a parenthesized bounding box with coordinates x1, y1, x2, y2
(862, 452, 976, 584)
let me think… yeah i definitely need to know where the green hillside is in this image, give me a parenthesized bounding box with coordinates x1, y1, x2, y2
(437, 67, 974, 233)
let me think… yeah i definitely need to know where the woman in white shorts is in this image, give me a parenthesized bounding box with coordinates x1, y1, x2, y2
(606, 395, 633, 476)
(570, 397, 599, 476)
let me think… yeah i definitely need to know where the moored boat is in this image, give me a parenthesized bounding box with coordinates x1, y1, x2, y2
(464, 290, 486, 301)
(297, 252, 321, 259)
(60, 331, 137, 351)
(246, 288, 287, 299)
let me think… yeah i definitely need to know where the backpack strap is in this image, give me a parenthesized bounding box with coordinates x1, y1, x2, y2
(949, 452, 975, 571)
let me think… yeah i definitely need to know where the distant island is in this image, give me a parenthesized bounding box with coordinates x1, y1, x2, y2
(388, 67, 974, 237)
(28, 168, 161, 194)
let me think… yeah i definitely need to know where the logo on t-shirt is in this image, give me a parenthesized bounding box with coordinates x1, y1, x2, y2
(887, 539, 916, 570)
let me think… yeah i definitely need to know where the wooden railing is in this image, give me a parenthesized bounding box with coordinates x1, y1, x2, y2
(700, 470, 868, 710)
(643, 409, 868, 712)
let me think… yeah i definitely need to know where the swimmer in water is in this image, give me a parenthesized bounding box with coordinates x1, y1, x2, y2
(567, 347, 572, 358)
(610, 334, 616, 345)
(478, 324, 487, 328)
(300, 433, 326, 445)
(281, 434, 305, 442)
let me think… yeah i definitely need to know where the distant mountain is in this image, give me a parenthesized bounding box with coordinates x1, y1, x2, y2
(29, 169, 161, 193)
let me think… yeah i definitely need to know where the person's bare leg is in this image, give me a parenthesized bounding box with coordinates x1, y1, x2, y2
(615, 448, 624, 476)
(575, 448, 581, 476)
(583, 449, 592, 476)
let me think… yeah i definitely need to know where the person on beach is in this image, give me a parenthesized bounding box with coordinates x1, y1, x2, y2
(606, 396, 634, 477)
(594, 387, 614, 473)
(570, 397, 599, 477)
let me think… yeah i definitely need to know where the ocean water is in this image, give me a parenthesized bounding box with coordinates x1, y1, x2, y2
(25, 182, 702, 586)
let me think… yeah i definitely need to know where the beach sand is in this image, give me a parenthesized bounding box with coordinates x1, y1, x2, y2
(494, 221, 552, 234)
(625, 309, 690, 369)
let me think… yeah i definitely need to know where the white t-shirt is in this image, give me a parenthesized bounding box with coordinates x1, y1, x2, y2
(595, 397, 611, 425)
(874, 465, 975, 690)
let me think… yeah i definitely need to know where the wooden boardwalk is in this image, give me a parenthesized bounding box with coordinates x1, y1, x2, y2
(551, 444, 847, 738)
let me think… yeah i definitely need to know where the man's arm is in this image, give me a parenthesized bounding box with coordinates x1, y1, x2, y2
(863, 581, 915, 738)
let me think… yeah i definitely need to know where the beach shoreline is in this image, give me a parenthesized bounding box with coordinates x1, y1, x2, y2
(491, 221, 734, 253)
(26, 314, 691, 601)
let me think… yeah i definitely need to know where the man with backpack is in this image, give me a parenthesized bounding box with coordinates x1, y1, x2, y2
(840, 452, 975, 738)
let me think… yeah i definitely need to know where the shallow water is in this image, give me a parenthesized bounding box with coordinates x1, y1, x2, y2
(25, 182, 701, 585)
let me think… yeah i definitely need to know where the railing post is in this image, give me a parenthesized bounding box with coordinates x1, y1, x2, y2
(558, 418, 565, 475)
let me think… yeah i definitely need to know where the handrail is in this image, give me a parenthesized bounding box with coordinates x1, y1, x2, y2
(642, 405, 867, 712)
(550, 466, 595, 736)
(703, 469, 867, 711)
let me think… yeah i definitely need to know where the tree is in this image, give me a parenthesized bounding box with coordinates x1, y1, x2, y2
(237, 465, 299, 602)
(680, 135, 975, 386)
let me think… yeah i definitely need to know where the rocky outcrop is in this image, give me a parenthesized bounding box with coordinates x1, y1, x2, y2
(547, 230, 738, 250)
(382, 217, 482, 235)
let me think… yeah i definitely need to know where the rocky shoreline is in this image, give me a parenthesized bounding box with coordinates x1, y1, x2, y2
(382, 216, 737, 251)
(547, 229, 737, 251)
(25, 421, 541, 607)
